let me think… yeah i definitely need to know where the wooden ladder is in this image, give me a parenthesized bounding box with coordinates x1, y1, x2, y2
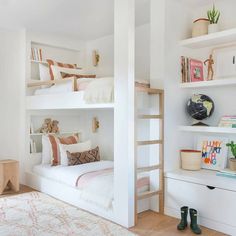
(135, 86, 164, 223)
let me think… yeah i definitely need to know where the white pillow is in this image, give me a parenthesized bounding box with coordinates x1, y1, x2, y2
(41, 135, 52, 164)
(51, 65, 84, 80)
(59, 140, 91, 166)
(39, 64, 51, 88)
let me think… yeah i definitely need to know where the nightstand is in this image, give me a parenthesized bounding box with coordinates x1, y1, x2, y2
(0, 160, 19, 194)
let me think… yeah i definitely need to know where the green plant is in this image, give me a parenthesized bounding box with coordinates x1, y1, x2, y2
(207, 4, 220, 24)
(226, 141, 236, 158)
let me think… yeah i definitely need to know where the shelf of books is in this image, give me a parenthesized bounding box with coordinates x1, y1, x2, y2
(180, 27, 236, 49)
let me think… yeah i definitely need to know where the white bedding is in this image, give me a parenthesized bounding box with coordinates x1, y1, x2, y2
(33, 161, 149, 210)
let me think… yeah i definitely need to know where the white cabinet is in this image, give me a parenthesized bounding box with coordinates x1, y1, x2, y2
(165, 172, 236, 235)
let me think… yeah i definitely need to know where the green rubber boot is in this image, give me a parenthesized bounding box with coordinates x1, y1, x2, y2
(177, 206, 188, 230)
(190, 208, 202, 234)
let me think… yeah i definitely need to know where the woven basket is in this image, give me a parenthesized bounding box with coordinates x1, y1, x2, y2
(181, 150, 202, 171)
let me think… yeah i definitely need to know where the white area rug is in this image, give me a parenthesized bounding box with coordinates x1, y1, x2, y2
(0, 191, 135, 236)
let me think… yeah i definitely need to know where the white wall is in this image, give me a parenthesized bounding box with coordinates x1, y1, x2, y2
(85, 24, 150, 79)
(0, 29, 26, 171)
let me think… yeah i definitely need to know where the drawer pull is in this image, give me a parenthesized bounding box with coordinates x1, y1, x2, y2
(207, 186, 216, 190)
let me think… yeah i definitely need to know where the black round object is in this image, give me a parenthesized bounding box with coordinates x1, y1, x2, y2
(187, 94, 215, 121)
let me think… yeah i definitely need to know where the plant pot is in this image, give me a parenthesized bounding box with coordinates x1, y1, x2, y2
(229, 158, 236, 171)
(180, 150, 202, 171)
(192, 18, 209, 37)
(208, 24, 219, 34)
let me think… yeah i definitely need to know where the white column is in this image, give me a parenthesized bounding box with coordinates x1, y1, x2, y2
(114, 0, 135, 228)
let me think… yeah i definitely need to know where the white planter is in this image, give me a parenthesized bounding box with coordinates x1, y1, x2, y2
(192, 18, 209, 37)
(208, 24, 219, 34)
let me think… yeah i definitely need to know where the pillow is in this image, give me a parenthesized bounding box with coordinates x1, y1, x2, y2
(48, 134, 79, 166)
(59, 140, 91, 166)
(41, 135, 52, 164)
(39, 64, 51, 88)
(60, 72, 96, 79)
(51, 66, 85, 80)
(46, 59, 77, 80)
(67, 146, 100, 166)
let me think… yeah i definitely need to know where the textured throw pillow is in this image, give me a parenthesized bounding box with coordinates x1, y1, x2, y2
(39, 64, 51, 88)
(60, 72, 96, 79)
(48, 134, 79, 166)
(59, 140, 92, 166)
(46, 59, 77, 80)
(67, 146, 100, 166)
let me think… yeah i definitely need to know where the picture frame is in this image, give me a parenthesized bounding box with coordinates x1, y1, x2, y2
(196, 136, 229, 170)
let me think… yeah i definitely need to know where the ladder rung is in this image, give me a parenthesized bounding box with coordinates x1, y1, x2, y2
(137, 165, 160, 173)
(136, 86, 163, 95)
(137, 190, 161, 200)
(138, 114, 163, 119)
(137, 140, 162, 146)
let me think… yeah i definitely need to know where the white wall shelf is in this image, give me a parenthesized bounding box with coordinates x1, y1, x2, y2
(180, 28, 236, 49)
(179, 125, 236, 134)
(180, 78, 236, 88)
(165, 169, 236, 192)
(30, 131, 81, 136)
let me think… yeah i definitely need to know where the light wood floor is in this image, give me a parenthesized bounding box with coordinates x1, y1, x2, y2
(130, 211, 227, 236)
(1, 186, 226, 235)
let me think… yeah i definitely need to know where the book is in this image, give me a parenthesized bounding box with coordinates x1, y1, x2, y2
(31, 48, 43, 61)
(216, 171, 236, 179)
(218, 116, 236, 128)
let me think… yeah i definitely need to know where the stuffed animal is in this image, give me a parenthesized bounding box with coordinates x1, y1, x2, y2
(51, 120, 59, 134)
(40, 118, 52, 133)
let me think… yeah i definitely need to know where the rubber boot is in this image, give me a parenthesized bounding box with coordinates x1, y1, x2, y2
(177, 206, 188, 230)
(190, 208, 202, 234)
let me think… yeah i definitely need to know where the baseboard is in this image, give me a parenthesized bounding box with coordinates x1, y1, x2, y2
(165, 206, 236, 235)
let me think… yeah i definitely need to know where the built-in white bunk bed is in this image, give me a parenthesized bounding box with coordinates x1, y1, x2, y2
(24, 0, 164, 228)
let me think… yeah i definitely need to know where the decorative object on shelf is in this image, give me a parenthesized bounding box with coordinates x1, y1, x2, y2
(51, 120, 60, 134)
(192, 18, 209, 38)
(92, 50, 100, 67)
(39, 118, 52, 133)
(226, 141, 236, 171)
(31, 48, 43, 61)
(217, 168, 236, 179)
(180, 150, 202, 171)
(92, 117, 99, 133)
(207, 4, 220, 34)
(197, 136, 228, 170)
(181, 57, 204, 83)
(218, 116, 236, 128)
(186, 94, 215, 126)
(204, 54, 214, 81)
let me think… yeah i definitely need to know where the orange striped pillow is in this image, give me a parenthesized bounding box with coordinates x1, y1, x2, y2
(46, 59, 77, 80)
(48, 134, 79, 166)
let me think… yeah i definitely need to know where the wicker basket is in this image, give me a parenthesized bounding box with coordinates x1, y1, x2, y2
(181, 150, 202, 171)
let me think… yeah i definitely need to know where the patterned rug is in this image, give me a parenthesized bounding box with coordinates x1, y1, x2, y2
(0, 191, 135, 236)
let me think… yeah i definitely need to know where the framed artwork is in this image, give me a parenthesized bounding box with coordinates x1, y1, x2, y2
(190, 59, 204, 82)
(196, 136, 229, 170)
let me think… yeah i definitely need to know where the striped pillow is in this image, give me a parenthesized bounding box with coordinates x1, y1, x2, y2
(48, 134, 79, 166)
(46, 59, 77, 80)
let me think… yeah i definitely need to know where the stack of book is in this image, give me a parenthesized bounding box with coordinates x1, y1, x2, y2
(218, 116, 236, 128)
(181, 56, 204, 83)
(217, 169, 236, 179)
(31, 48, 43, 61)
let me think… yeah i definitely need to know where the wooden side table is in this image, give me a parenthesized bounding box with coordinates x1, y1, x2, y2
(0, 160, 19, 194)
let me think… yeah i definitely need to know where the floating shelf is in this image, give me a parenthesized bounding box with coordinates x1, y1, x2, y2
(180, 28, 236, 49)
(179, 126, 236, 134)
(165, 169, 236, 192)
(30, 131, 81, 136)
(180, 78, 236, 88)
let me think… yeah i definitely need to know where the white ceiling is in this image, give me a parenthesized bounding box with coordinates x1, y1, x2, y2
(0, 0, 150, 40)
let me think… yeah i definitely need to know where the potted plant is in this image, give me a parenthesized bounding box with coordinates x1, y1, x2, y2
(192, 18, 210, 37)
(207, 4, 220, 33)
(226, 141, 236, 171)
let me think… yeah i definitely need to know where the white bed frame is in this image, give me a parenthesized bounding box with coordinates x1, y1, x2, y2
(25, 171, 150, 223)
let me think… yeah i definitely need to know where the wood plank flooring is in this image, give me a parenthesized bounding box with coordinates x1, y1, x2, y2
(0, 184, 33, 198)
(130, 211, 227, 236)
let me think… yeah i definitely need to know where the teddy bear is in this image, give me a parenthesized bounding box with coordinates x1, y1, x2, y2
(51, 120, 59, 134)
(40, 118, 52, 133)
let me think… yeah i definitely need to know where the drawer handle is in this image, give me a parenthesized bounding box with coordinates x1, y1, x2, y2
(206, 185, 216, 190)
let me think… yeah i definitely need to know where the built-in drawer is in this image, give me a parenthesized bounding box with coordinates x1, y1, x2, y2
(165, 178, 236, 229)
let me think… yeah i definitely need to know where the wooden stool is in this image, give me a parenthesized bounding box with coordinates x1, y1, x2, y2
(0, 160, 19, 194)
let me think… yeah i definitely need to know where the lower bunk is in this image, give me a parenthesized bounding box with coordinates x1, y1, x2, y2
(25, 160, 151, 224)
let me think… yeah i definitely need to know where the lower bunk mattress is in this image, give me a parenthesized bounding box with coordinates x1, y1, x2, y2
(33, 161, 149, 210)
